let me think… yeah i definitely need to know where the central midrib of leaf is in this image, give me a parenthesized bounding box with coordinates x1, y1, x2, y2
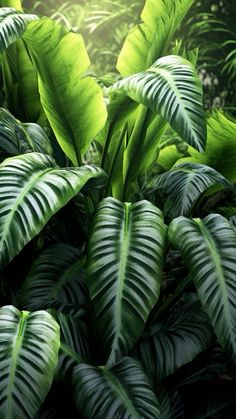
(195, 219, 235, 350)
(6, 311, 29, 417)
(148, 65, 197, 141)
(0, 166, 54, 255)
(113, 203, 132, 356)
(48, 259, 82, 300)
(101, 367, 139, 418)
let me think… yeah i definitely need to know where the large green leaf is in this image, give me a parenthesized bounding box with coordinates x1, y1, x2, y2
(0, 7, 38, 52)
(87, 197, 167, 366)
(110, 55, 206, 152)
(22, 18, 107, 165)
(73, 357, 160, 419)
(139, 302, 213, 383)
(0, 305, 60, 419)
(169, 214, 236, 363)
(149, 162, 234, 217)
(0, 152, 105, 270)
(17, 244, 88, 310)
(117, 0, 194, 76)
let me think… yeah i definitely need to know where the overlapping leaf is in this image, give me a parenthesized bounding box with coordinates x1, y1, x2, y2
(0, 7, 38, 52)
(169, 214, 236, 363)
(0, 305, 60, 419)
(23, 18, 107, 165)
(110, 55, 206, 152)
(139, 302, 213, 382)
(0, 108, 52, 160)
(87, 197, 166, 366)
(149, 162, 234, 217)
(0, 152, 105, 270)
(117, 0, 194, 76)
(17, 244, 88, 310)
(73, 357, 160, 419)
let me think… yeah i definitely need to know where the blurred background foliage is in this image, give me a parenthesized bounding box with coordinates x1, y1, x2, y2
(22, 0, 235, 112)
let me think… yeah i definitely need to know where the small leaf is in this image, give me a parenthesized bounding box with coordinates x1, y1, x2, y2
(0, 7, 38, 52)
(149, 162, 234, 217)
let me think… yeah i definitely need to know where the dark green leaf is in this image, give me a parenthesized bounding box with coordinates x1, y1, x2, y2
(87, 197, 166, 366)
(73, 357, 160, 419)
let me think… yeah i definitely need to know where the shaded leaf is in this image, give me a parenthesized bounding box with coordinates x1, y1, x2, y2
(73, 357, 160, 419)
(169, 214, 236, 363)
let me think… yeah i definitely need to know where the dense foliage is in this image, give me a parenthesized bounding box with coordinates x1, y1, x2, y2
(0, 0, 235, 417)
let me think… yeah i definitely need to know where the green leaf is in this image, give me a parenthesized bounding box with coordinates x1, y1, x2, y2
(73, 357, 160, 419)
(187, 386, 236, 419)
(0, 108, 52, 160)
(52, 311, 93, 379)
(0, 305, 60, 419)
(149, 162, 234, 217)
(110, 55, 206, 152)
(23, 18, 107, 165)
(169, 214, 236, 363)
(0, 7, 38, 52)
(117, 0, 194, 76)
(17, 244, 88, 310)
(0, 152, 105, 270)
(175, 111, 236, 182)
(139, 302, 213, 382)
(87, 197, 167, 366)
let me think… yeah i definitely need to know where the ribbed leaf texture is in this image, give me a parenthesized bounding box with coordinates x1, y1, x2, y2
(87, 197, 167, 366)
(73, 357, 160, 419)
(139, 302, 213, 382)
(0, 305, 60, 419)
(149, 162, 233, 217)
(0, 108, 52, 160)
(110, 55, 206, 152)
(52, 311, 93, 379)
(17, 244, 87, 310)
(169, 214, 236, 363)
(0, 152, 105, 270)
(0, 7, 38, 52)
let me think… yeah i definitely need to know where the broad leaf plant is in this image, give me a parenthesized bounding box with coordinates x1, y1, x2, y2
(0, 0, 235, 417)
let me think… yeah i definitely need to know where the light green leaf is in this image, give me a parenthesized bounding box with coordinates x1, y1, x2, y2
(0, 7, 38, 52)
(110, 55, 206, 152)
(117, 0, 194, 76)
(169, 214, 236, 363)
(0, 152, 105, 270)
(23, 18, 107, 165)
(73, 357, 160, 419)
(87, 197, 166, 366)
(0, 305, 60, 419)
(175, 111, 236, 182)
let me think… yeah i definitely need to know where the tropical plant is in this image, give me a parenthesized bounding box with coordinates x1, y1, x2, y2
(0, 0, 235, 418)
